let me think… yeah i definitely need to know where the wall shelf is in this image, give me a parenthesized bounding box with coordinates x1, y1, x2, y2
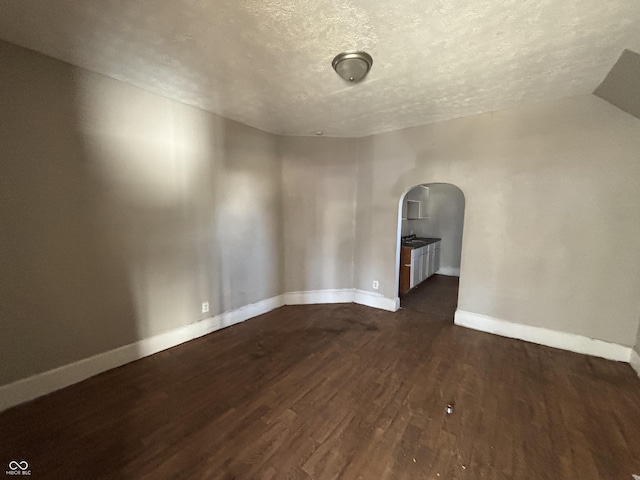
(406, 200, 420, 220)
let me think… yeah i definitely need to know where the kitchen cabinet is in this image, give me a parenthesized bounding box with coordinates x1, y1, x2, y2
(402, 186, 430, 220)
(410, 248, 421, 289)
(399, 247, 412, 295)
(429, 245, 436, 276)
(426, 243, 441, 277)
(406, 200, 420, 220)
(422, 247, 429, 280)
(433, 243, 441, 275)
(401, 239, 441, 294)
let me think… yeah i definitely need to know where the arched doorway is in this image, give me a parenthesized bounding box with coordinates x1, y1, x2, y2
(394, 183, 465, 318)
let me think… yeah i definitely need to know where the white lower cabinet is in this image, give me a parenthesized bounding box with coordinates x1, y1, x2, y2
(410, 248, 419, 289)
(409, 240, 442, 290)
(422, 248, 429, 281)
(433, 244, 441, 274)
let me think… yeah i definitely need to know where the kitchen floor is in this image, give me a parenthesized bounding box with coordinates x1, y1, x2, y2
(400, 274, 459, 318)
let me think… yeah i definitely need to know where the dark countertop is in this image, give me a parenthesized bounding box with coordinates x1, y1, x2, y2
(401, 237, 441, 248)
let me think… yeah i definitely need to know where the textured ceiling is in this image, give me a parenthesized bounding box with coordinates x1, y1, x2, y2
(0, 0, 639, 137)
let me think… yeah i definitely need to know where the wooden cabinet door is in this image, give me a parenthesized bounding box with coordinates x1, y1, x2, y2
(411, 255, 419, 288)
(399, 247, 412, 295)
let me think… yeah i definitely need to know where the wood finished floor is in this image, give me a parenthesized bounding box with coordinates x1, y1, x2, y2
(400, 274, 460, 317)
(2, 287, 640, 479)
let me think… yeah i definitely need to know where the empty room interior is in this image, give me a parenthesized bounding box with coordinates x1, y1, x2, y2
(1, 1, 640, 479)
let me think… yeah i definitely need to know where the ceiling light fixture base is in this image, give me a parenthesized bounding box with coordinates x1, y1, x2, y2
(332, 51, 373, 83)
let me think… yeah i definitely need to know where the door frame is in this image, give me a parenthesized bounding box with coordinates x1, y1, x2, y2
(393, 182, 466, 309)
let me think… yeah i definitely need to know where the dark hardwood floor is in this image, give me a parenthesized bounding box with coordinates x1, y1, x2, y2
(400, 274, 460, 318)
(2, 287, 640, 479)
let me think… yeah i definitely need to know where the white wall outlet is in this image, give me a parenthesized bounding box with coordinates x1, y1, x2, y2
(372, 280, 379, 290)
(201, 301, 209, 314)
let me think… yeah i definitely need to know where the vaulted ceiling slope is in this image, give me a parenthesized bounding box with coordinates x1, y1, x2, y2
(595, 50, 640, 120)
(1, 0, 639, 137)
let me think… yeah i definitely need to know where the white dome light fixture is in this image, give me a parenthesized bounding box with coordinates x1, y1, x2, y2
(332, 51, 373, 83)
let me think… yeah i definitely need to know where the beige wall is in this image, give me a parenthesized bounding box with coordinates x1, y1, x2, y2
(355, 95, 640, 347)
(0, 41, 284, 385)
(424, 184, 465, 271)
(279, 136, 358, 292)
(3, 40, 640, 391)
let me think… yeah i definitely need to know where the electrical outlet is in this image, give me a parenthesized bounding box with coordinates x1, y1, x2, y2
(372, 280, 379, 290)
(202, 301, 209, 314)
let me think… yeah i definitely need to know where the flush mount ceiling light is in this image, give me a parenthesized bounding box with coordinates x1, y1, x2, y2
(332, 51, 373, 83)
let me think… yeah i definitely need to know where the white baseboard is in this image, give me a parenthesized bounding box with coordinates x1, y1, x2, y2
(283, 289, 354, 305)
(284, 288, 398, 313)
(436, 267, 460, 277)
(454, 310, 631, 362)
(353, 289, 398, 312)
(0, 289, 401, 412)
(4, 293, 632, 413)
(0, 295, 284, 412)
(631, 349, 640, 378)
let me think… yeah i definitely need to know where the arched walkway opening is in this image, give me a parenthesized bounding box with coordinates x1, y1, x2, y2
(394, 183, 466, 319)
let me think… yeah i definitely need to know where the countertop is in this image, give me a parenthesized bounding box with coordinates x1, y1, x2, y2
(401, 237, 441, 248)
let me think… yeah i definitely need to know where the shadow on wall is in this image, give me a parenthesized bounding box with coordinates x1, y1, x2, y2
(0, 38, 283, 476)
(280, 137, 358, 293)
(0, 41, 140, 477)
